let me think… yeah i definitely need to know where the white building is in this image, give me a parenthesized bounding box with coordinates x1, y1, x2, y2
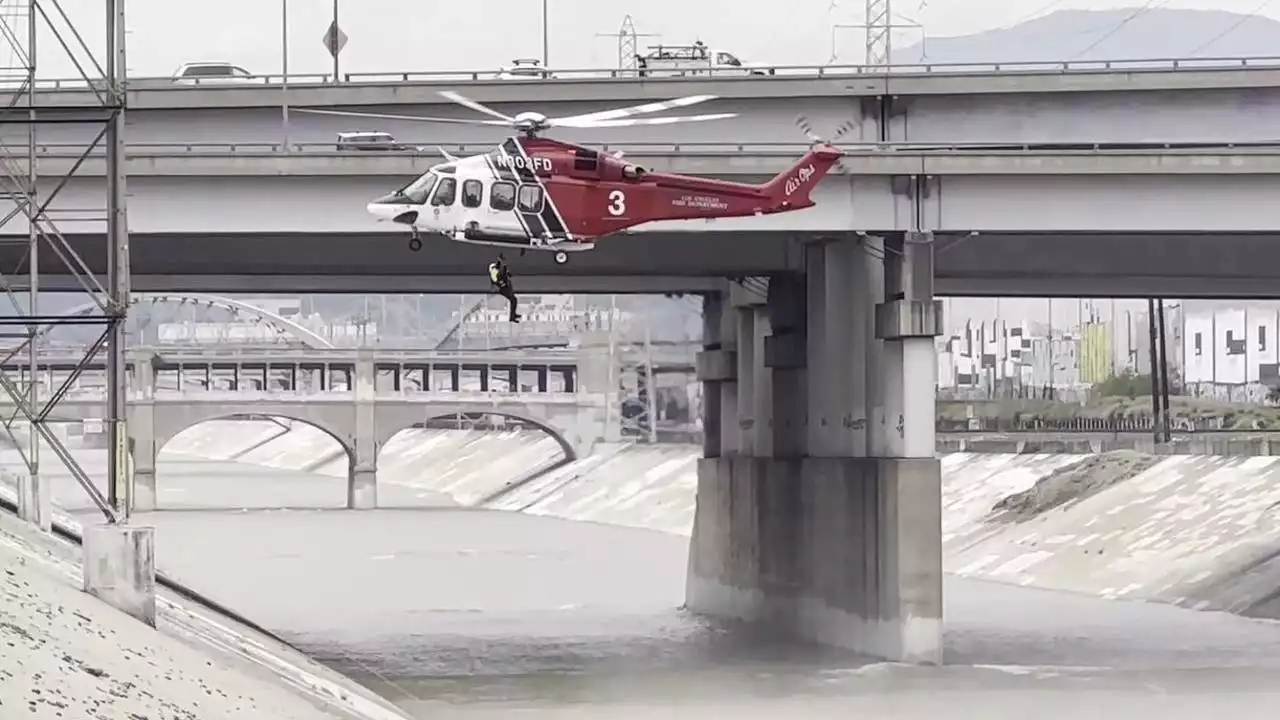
(1182, 301, 1280, 387)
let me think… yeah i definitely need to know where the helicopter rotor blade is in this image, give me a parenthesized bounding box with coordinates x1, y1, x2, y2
(292, 108, 508, 126)
(555, 113, 738, 128)
(550, 95, 718, 125)
(438, 90, 518, 123)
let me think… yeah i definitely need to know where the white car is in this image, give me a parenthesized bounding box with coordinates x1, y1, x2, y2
(171, 62, 257, 85)
(496, 58, 555, 80)
(335, 131, 407, 152)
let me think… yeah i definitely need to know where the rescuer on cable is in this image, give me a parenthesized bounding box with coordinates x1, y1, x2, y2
(488, 255, 521, 323)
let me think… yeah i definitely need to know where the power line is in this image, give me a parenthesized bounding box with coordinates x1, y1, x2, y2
(1003, 0, 1071, 29)
(1068, 0, 1167, 61)
(1187, 0, 1274, 56)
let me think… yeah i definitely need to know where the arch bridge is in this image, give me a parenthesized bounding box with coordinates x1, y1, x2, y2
(0, 347, 617, 510)
(60, 292, 335, 348)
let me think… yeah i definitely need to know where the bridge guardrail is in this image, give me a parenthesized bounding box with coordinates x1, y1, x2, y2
(14, 140, 1280, 157)
(11, 55, 1280, 90)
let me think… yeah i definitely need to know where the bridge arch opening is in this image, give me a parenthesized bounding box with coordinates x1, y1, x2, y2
(155, 413, 353, 510)
(376, 412, 575, 508)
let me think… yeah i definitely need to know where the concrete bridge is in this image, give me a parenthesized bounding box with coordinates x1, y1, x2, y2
(9, 140, 1280, 296)
(15, 58, 1280, 147)
(1, 347, 613, 511)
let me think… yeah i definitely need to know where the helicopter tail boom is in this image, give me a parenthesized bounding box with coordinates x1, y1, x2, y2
(758, 144, 843, 211)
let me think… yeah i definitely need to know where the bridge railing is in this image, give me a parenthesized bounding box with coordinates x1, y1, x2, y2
(14, 140, 1280, 157)
(11, 55, 1280, 90)
(34, 387, 588, 402)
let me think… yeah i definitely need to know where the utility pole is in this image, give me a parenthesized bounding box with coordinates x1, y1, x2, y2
(281, 0, 289, 148)
(542, 0, 549, 69)
(331, 0, 339, 82)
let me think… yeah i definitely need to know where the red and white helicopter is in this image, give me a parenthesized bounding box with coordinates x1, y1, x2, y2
(297, 92, 842, 264)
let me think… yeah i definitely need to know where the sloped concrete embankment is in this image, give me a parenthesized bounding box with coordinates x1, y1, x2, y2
(165, 421, 1280, 619)
(0, 494, 411, 720)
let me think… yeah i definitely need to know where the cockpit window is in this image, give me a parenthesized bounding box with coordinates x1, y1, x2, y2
(716, 52, 741, 67)
(431, 177, 457, 207)
(398, 172, 437, 205)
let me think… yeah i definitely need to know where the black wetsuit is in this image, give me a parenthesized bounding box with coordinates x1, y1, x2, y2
(489, 261, 520, 322)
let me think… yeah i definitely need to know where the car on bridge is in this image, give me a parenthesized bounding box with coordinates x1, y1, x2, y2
(495, 58, 555, 80)
(335, 131, 408, 152)
(171, 61, 257, 85)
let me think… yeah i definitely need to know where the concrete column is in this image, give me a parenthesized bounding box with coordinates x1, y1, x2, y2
(735, 306, 757, 456)
(805, 239, 872, 456)
(870, 230, 944, 663)
(82, 523, 156, 627)
(573, 334, 622, 442)
(695, 293, 732, 458)
(803, 243, 830, 454)
(862, 235, 887, 456)
(763, 274, 806, 458)
(876, 232, 943, 459)
(687, 234, 944, 666)
(129, 358, 157, 513)
(714, 294, 741, 456)
(347, 350, 378, 510)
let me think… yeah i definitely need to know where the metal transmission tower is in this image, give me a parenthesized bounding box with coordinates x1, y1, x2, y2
(864, 0, 891, 65)
(830, 0, 924, 65)
(0, 0, 129, 530)
(596, 15, 657, 74)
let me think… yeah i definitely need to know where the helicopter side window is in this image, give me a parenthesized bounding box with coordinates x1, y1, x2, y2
(461, 179, 483, 208)
(517, 185, 543, 213)
(489, 181, 516, 211)
(431, 177, 457, 207)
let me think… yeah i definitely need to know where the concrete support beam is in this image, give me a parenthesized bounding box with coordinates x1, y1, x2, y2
(876, 233, 944, 459)
(129, 358, 157, 512)
(82, 523, 157, 627)
(699, 293, 727, 458)
(687, 233, 943, 665)
(806, 238, 876, 456)
(729, 278, 768, 308)
(575, 335, 624, 444)
(715, 298, 742, 456)
(764, 274, 806, 458)
(348, 350, 378, 510)
(686, 456, 942, 662)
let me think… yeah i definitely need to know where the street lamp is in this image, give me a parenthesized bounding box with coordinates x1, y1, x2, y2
(281, 0, 290, 149)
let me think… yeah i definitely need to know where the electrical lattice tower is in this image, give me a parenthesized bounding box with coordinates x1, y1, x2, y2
(597, 15, 657, 73)
(0, 0, 131, 528)
(864, 0, 891, 65)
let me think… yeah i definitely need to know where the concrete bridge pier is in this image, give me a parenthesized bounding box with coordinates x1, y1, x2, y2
(129, 354, 158, 513)
(687, 234, 944, 664)
(348, 350, 379, 509)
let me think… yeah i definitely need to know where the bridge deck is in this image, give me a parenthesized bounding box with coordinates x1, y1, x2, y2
(3, 230, 1280, 298)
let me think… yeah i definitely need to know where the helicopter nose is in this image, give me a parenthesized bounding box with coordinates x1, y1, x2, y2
(366, 193, 408, 221)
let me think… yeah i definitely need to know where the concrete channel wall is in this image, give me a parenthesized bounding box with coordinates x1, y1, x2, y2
(165, 420, 1280, 619)
(0, 485, 413, 720)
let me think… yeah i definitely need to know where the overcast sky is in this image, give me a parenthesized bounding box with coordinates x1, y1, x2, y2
(4, 0, 1279, 79)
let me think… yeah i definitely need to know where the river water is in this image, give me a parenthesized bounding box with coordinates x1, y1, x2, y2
(46, 455, 1280, 719)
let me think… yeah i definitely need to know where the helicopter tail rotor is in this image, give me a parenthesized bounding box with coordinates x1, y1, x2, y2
(794, 115, 855, 173)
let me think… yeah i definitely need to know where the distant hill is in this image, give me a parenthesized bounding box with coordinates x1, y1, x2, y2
(892, 8, 1280, 64)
